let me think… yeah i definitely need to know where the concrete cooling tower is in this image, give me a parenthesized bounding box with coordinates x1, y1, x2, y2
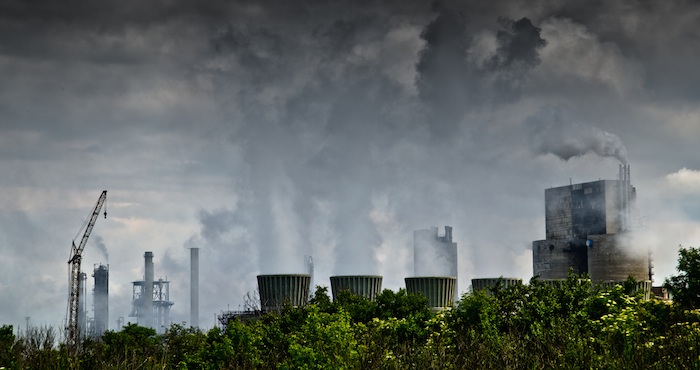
(471, 278, 523, 294)
(257, 274, 311, 312)
(404, 276, 456, 310)
(330, 275, 383, 301)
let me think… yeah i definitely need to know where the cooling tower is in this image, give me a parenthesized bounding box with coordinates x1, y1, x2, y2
(404, 276, 456, 310)
(93, 264, 109, 336)
(536, 278, 590, 288)
(330, 275, 383, 301)
(257, 274, 310, 312)
(471, 278, 522, 294)
(586, 234, 648, 282)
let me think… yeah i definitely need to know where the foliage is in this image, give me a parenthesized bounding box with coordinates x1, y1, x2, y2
(665, 246, 700, 309)
(6, 248, 700, 368)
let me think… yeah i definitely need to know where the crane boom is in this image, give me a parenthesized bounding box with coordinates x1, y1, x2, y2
(66, 190, 107, 351)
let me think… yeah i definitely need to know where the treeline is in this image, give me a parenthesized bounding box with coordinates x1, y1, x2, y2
(2, 247, 700, 369)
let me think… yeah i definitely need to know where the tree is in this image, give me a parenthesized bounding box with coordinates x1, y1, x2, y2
(665, 246, 700, 308)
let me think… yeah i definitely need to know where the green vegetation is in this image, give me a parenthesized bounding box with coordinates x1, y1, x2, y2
(3, 247, 700, 369)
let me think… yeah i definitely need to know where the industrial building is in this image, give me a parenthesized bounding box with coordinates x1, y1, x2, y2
(130, 251, 174, 333)
(532, 165, 650, 284)
(414, 226, 458, 295)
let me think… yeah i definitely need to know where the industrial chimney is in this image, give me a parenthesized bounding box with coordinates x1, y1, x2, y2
(144, 251, 154, 328)
(190, 248, 199, 328)
(93, 264, 109, 336)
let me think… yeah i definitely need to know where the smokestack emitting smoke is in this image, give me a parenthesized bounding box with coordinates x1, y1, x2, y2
(144, 251, 154, 328)
(190, 248, 199, 328)
(526, 106, 628, 164)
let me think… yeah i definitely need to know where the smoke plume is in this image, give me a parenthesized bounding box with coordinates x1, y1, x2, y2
(525, 106, 628, 163)
(92, 235, 108, 262)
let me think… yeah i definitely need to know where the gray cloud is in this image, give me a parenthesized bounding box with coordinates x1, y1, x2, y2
(525, 106, 628, 163)
(1, 0, 700, 330)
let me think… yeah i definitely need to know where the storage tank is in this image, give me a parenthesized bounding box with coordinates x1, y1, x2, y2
(471, 278, 522, 295)
(257, 274, 311, 312)
(330, 275, 383, 301)
(404, 276, 456, 310)
(586, 234, 648, 282)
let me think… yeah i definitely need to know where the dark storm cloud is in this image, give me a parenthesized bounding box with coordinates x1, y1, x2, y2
(416, 6, 547, 128)
(489, 17, 546, 71)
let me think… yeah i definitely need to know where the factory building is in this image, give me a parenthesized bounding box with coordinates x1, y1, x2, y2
(414, 226, 458, 295)
(532, 165, 650, 283)
(130, 251, 174, 333)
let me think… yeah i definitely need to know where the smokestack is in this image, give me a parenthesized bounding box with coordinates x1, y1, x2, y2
(144, 251, 154, 328)
(190, 248, 199, 328)
(93, 264, 109, 337)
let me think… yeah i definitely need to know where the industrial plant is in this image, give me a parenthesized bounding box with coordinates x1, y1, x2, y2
(129, 251, 174, 334)
(532, 164, 652, 293)
(64, 164, 664, 337)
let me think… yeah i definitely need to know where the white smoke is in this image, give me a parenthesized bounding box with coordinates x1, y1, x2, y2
(526, 106, 628, 164)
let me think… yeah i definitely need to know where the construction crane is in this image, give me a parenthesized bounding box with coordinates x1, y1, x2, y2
(66, 190, 107, 351)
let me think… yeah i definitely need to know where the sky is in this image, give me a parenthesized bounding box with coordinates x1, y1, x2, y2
(2, 0, 700, 333)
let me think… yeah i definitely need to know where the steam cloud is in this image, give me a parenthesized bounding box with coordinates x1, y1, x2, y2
(526, 106, 628, 164)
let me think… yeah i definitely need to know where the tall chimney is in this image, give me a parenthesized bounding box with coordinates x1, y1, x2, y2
(190, 248, 199, 328)
(144, 251, 154, 328)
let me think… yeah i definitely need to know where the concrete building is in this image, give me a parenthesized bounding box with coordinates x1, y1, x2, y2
(414, 226, 458, 295)
(533, 165, 649, 283)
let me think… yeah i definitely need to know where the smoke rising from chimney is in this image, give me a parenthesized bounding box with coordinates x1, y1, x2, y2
(92, 235, 109, 262)
(526, 106, 628, 164)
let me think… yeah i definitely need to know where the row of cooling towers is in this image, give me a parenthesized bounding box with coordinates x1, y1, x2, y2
(255, 274, 527, 311)
(255, 274, 656, 311)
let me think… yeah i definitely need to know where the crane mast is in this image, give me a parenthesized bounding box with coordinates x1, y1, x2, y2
(66, 190, 107, 351)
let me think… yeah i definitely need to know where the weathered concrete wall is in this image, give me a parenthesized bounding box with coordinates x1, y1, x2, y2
(587, 234, 648, 282)
(544, 186, 573, 240)
(533, 239, 588, 279)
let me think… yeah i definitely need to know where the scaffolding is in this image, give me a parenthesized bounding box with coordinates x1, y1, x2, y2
(129, 278, 174, 333)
